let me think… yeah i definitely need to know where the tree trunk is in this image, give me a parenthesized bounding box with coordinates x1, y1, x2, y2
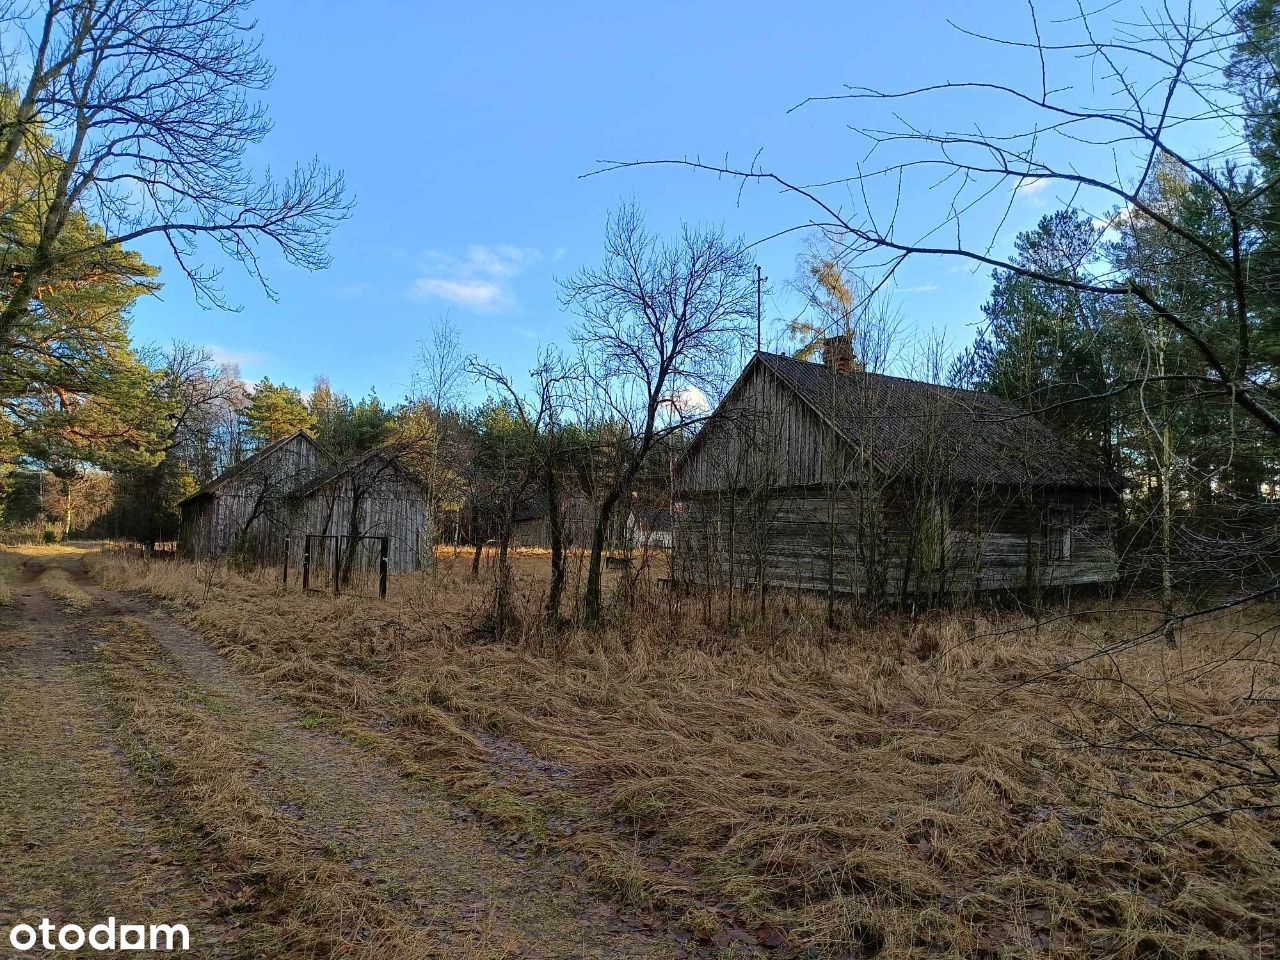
(583, 489, 621, 625)
(544, 470, 566, 624)
(0, 252, 47, 348)
(340, 490, 364, 586)
(1157, 317, 1176, 647)
(493, 502, 514, 634)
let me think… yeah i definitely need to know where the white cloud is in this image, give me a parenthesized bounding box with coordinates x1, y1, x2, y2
(409, 244, 540, 311)
(206, 343, 264, 369)
(411, 277, 506, 309)
(1017, 176, 1051, 195)
(662, 385, 710, 417)
(896, 282, 939, 294)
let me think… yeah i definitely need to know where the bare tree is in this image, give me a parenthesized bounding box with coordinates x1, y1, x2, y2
(600, 0, 1280, 815)
(410, 315, 468, 563)
(560, 203, 755, 624)
(599, 4, 1279, 441)
(470, 350, 576, 626)
(0, 0, 350, 347)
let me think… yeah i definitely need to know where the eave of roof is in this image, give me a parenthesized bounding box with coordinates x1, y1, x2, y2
(288, 445, 427, 500)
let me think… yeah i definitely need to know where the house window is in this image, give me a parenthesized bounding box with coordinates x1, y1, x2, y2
(1046, 506, 1074, 562)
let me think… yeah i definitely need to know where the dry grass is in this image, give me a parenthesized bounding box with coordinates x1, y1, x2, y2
(0, 550, 19, 606)
(0, 542, 99, 608)
(93, 549, 1280, 959)
(94, 618, 448, 959)
(37, 565, 93, 609)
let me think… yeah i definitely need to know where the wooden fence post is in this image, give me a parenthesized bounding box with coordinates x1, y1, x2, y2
(302, 535, 311, 590)
(333, 536, 341, 596)
(379, 537, 389, 599)
(283, 539, 290, 587)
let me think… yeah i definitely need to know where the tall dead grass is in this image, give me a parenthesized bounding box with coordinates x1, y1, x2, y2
(0, 550, 19, 606)
(38, 566, 93, 609)
(93, 550, 1280, 959)
(95, 618, 447, 959)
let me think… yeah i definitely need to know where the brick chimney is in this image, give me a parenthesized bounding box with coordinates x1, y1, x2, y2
(820, 334, 864, 374)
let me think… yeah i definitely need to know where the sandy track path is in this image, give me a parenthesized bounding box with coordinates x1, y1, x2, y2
(1, 548, 685, 959)
(0, 554, 245, 957)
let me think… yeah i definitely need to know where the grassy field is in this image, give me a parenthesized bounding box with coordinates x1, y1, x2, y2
(92, 547, 1280, 959)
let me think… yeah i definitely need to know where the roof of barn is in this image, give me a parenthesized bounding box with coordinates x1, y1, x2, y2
(288, 444, 427, 500)
(687, 352, 1121, 492)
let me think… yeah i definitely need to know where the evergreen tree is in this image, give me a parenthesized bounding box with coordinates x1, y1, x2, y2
(969, 209, 1126, 470)
(1228, 0, 1280, 366)
(241, 378, 313, 447)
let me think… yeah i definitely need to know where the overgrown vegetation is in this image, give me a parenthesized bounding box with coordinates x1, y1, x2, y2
(94, 619, 441, 959)
(95, 550, 1280, 959)
(37, 565, 92, 609)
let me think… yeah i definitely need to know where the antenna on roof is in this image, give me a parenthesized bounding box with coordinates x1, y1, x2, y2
(755, 264, 767, 352)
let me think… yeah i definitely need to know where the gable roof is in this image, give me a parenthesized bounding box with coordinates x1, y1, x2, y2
(178, 430, 333, 506)
(687, 352, 1120, 492)
(512, 487, 553, 523)
(289, 444, 426, 500)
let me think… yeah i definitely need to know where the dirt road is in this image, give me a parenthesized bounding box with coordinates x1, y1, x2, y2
(0, 547, 686, 959)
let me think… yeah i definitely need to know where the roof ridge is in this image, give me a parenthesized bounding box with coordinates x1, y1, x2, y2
(178, 428, 331, 505)
(757, 350, 1006, 401)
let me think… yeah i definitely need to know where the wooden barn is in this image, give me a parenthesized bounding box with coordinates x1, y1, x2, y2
(627, 505, 673, 550)
(509, 490, 599, 549)
(673, 339, 1121, 599)
(286, 445, 431, 573)
(178, 430, 334, 559)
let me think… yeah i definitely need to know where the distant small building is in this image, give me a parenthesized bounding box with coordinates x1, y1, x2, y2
(627, 505, 673, 550)
(673, 340, 1121, 599)
(179, 432, 430, 573)
(509, 489, 598, 549)
(178, 430, 333, 559)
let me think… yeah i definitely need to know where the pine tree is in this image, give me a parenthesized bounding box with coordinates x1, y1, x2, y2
(241, 378, 313, 447)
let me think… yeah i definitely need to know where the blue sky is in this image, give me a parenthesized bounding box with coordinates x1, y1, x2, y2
(124, 0, 1176, 402)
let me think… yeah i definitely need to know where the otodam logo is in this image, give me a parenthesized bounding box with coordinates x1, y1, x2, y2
(6, 918, 190, 952)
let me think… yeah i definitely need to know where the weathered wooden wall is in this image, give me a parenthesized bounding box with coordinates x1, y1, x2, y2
(289, 467, 430, 573)
(679, 361, 850, 493)
(510, 495, 599, 549)
(180, 433, 331, 559)
(672, 485, 1118, 598)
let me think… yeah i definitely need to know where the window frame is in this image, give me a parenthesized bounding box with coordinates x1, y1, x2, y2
(1045, 504, 1074, 563)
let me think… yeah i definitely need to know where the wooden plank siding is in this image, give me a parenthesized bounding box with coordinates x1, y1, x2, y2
(288, 470, 430, 573)
(673, 486, 1117, 599)
(179, 432, 332, 560)
(679, 361, 850, 493)
(672, 353, 1121, 598)
(510, 495, 599, 549)
(179, 433, 431, 573)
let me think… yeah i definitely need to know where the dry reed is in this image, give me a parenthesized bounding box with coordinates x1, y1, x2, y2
(93, 549, 1280, 959)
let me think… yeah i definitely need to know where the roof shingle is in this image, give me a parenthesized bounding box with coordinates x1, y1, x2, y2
(756, 352, 1119, 491)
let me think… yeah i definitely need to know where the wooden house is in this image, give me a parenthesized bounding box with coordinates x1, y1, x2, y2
(627, 505, 673, 550)
(178, 430, 333, 559)
(673, 339, 1121, 599)
(509, 489, 599, 549)
(286, 446, 430, 573)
